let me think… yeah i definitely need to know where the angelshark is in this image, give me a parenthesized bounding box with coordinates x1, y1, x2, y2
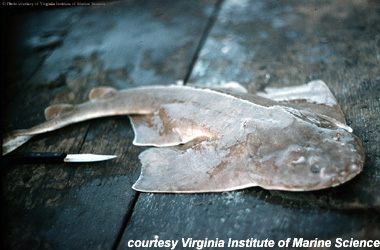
(2, 80, 365, 192)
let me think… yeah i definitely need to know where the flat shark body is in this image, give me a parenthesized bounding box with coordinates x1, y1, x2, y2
(2, 80, 365, 192)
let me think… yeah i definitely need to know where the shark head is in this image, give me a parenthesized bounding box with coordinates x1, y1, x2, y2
(245, 109, 365, 191)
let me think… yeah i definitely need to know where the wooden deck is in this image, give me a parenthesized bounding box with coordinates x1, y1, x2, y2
(2, 0, 379, 249)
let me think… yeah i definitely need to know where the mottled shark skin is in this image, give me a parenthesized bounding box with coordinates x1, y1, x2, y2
(2, 80, 365, 192)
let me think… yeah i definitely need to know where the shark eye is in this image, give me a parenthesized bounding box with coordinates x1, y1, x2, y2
(310, 164, 321, 174)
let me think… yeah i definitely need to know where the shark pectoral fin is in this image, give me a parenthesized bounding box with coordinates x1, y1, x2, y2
(257, 80, 347, 123)
(257, 80, 337, 106)
(132, 142, 255, 193)
(44, 104, 74, 120)
(89, 87, 118, 100)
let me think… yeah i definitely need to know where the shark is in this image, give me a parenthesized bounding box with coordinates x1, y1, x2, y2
(2, 80, 365, 192)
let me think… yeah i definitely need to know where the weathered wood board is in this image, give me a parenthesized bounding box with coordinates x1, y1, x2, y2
(1, 0, 216, 249)
(118, 0, 380, 248)
(188, 0, 380, 208)
(2, 0, 379, 249)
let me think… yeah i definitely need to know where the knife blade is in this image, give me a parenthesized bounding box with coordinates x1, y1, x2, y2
(6, 152, 117, 164)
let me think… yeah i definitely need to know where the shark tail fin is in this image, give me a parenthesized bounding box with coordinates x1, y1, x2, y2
(2, 129, 33, 156)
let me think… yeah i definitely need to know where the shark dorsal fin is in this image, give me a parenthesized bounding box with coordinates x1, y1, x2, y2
(44, 104, 74, 120)
(89, 87, 118, 100)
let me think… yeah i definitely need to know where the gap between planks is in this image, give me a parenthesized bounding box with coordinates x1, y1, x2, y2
(183, 0, 224, 85)
(111, 1, 224, 249)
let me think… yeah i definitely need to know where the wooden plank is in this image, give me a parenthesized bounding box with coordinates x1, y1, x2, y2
(118, 0, 380, 247)
(3, 118, 139, 249)
(2, 1, 216, 249)
(2, 6, 81, 109)
(121, 191, 379, 248)
(189, 0, 380, 207)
